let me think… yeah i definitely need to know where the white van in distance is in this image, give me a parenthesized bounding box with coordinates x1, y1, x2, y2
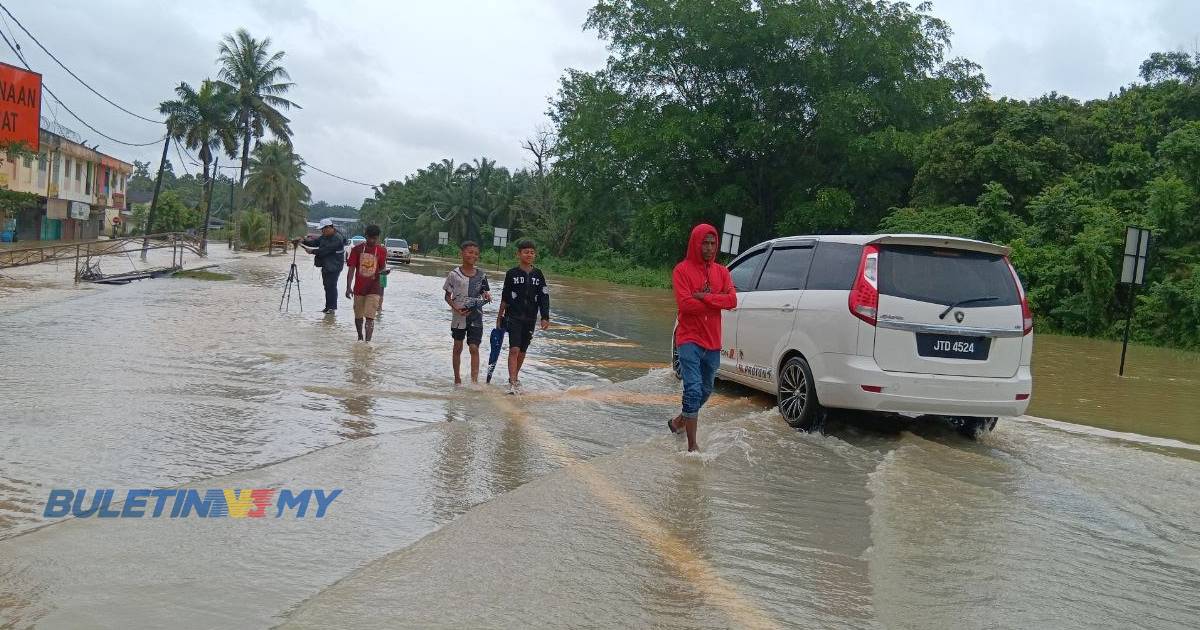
(673, 234, 1034, 438)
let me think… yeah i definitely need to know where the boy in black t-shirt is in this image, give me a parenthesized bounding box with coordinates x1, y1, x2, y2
(496, 239, 550, 395)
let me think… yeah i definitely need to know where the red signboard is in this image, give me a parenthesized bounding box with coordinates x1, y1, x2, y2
(0, 61, 40, 152)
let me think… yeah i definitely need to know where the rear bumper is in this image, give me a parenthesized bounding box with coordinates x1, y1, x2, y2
(815, 354, 1031, 418)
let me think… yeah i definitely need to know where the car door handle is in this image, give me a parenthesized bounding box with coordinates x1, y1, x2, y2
(780, 305, 794, 313)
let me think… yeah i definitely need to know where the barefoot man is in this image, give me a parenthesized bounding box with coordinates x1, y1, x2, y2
(667, 224, 737, 452)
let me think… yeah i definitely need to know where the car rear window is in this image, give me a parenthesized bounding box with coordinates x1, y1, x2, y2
(878, 245, 1019, 306)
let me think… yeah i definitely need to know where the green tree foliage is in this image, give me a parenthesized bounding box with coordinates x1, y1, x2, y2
(358, 157, 518, 249)
(776, 188, 857, 236)
(216, 28, 298, 189)
(236, 209, 270, 250)
(129, 191, 198, 234)
(356, 0, 1200, 349)
(550, 0, 985, 264)
(243, 140, 311, 237)
(0, 187, 38, 232)
(873, 47, 1200, 342)
(308, 200, 358, 221)
(158, 79, 239, 248)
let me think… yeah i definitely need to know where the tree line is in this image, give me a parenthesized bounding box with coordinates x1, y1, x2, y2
(128, 28, 305, 251)
(360, 0, 1200, 349)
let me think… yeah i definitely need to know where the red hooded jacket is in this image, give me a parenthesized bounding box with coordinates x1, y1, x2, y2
(673, 224, 737, 351)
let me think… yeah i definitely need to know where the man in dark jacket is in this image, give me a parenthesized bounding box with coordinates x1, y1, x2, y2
(298, 218, 347, 313)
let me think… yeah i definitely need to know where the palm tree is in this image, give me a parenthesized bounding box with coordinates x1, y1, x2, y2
(237, 209, 269, 250)
(217, 29, 298, 195)
(244, 140, 311, 243)
(159, 80, 238, 252)
(141, 91, 193, 259)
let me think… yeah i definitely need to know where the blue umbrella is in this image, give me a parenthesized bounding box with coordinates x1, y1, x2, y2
(486, 325, 506, 383)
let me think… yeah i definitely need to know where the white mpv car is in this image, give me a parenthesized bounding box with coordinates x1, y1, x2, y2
(673, 234, 1033, 438)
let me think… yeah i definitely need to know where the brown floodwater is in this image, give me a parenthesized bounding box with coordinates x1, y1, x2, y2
(0, 250, 1197, 629)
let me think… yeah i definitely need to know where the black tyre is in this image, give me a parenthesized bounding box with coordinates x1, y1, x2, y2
(951, 417, 998, 440)
(777, 356, 822, 432)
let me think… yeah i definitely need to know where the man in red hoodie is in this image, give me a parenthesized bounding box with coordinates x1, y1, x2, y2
(667, 224, 737, 452)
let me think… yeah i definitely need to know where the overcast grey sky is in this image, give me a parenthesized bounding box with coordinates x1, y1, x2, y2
(12, 0, 1200, 206)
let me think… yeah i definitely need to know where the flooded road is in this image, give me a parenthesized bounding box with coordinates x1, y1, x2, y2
(1, 251, 1198, 628)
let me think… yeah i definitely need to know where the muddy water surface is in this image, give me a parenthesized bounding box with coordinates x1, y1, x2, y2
(0, 251, 1197, 629)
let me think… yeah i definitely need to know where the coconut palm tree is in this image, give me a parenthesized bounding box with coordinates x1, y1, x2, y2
(141, 91, 194, 258)
(244, 140, 311, 242)
(217, 29, 298, 194)
(159, 80, 238, 252)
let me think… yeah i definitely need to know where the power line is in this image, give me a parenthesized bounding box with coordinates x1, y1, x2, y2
(173, 139, 191, 177)
(43, 83, 164, 146)
(300, 160, 376, 187)
(0, 30, 164, 147)
(175, 143, 244, 186)
(0, 2, 163, 124)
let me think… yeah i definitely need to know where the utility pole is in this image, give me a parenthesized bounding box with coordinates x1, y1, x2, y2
(467, 174, 476, 242)
(199, 155, 217, 254)
(228, 173, 236, 250)
(141, 136, 171, 261)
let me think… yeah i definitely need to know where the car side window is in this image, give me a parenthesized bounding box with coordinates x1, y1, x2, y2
(807, 242, 863, 290)
(756, 246, 815, 291)
(728, 249, 767, 292)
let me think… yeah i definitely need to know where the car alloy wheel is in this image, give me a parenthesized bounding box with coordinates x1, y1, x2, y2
(777, 356, 821, 432)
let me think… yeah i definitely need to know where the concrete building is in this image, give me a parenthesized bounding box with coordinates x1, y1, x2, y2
(0, 119, 133, 243)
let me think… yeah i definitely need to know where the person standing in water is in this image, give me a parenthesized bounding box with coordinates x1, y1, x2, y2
(297, 218, 346, 313)
(345, 224, 389, 342)
(668, 224, 737, 452)
(496, 239, 550, 395)
(443, 241, 491, 385)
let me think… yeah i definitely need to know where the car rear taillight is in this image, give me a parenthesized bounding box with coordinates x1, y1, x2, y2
(1005, 257, 1033, 336)
(849, 245, 880, 326)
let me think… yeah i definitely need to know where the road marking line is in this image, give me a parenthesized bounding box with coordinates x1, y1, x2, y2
(543, 339, 642, 348)
(490, 395, 779, 629)
(539, 358, 668, 370)
(547, 324, 595, 332)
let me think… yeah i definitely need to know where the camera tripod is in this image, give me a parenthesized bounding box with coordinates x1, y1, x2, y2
(280, 242, 303, 312)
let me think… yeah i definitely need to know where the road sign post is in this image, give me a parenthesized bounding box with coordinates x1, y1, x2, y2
(437, 232, 448, 247)
(720, 213, 743, 258)
(492, 227, 508, 271)
(1118, 225, 1151, 376)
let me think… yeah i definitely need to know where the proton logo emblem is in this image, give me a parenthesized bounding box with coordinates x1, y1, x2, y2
(954, 311, 965, 323)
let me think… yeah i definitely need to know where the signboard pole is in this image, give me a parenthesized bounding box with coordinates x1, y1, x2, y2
(492, 227, 508, 271)
(1118, 281, 1138, 377)
(1118, 226, 1150, 376)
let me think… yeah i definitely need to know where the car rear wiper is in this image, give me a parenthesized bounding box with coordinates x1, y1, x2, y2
(939, 296, 999, 320)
